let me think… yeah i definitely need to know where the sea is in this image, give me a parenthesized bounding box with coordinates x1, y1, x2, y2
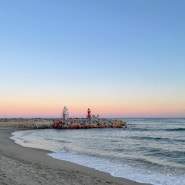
(10, 118, 185, 185)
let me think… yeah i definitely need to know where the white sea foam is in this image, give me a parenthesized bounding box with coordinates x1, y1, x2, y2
(48, 150, 185, 185)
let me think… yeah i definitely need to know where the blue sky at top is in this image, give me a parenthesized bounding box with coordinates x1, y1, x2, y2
(0, 0, 185, 117)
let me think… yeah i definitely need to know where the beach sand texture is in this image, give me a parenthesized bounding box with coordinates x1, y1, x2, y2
(0, 121, 150, 185)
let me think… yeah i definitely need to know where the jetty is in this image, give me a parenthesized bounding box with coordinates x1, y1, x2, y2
(53, 118, 126, 129)
(53, 107, 126, 129)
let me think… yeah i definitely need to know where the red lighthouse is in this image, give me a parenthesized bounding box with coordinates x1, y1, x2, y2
(87, 108, 91, 120)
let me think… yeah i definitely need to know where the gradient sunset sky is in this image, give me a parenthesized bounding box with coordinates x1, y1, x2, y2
(0, 0, 185, 118)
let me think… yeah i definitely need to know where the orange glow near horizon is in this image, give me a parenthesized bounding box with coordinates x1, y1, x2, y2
(1, 90, 184, 118)
(1, 100, 185, 118)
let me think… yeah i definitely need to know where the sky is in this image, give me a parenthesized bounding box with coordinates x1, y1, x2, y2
(0, 0, 185, 118)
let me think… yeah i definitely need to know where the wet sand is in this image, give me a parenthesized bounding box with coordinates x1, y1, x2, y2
(0, 124, 151, 185)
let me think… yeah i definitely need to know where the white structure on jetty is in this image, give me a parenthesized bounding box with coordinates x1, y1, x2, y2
(62, 106, 69, 120)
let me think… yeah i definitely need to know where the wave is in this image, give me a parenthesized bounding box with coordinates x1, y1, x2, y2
(142, 147, 185, 162)
(127, 126, 185, 132)
(165, 128, 185, 131)
(129, 136, 185, 143)
(127, 127, 151, 131)
(44, 137, 71, 144)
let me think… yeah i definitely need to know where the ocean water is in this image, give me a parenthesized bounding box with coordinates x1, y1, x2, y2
(10, 118, 185, 185)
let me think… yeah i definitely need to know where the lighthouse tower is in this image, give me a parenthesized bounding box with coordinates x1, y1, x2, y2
(87, 108, 91, 120)
(63, 106, 69, 120)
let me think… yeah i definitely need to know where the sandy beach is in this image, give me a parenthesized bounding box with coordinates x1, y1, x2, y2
(0, 122, 150, 185)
